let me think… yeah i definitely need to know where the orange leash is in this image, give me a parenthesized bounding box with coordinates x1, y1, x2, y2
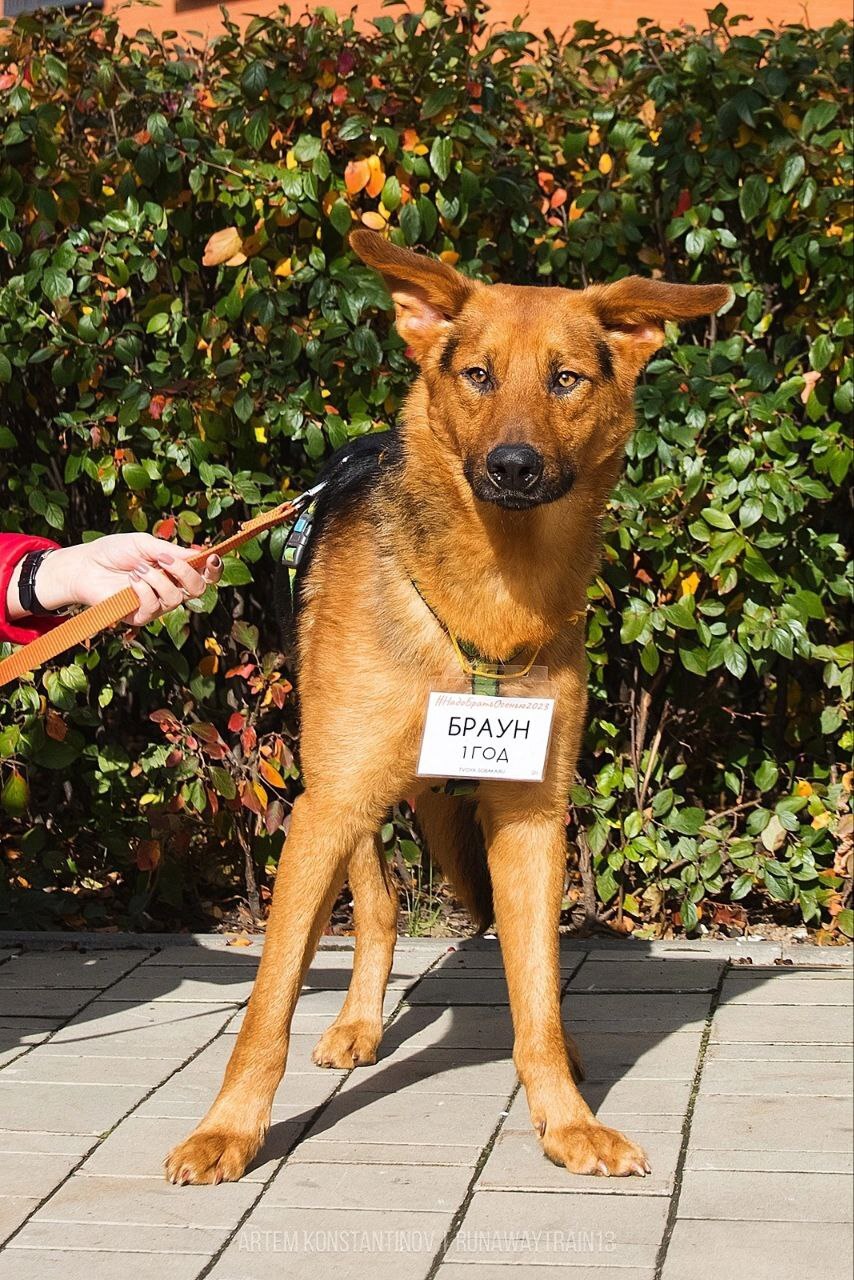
(0, 499, 303, 690)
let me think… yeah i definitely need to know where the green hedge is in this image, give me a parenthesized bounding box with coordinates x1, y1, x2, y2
(0, 2, 851, 937)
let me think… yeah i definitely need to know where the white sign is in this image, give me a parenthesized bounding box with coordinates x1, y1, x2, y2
(417, 690, 555, 782)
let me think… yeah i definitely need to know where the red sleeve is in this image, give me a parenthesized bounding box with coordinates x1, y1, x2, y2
(0, 535, 62, 645)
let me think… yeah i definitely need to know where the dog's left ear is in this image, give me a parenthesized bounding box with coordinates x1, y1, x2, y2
(587, 276, 732, 370)
(350, 230, 476, 362)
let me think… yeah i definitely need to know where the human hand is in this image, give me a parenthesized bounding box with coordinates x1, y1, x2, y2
(35, 533, 223, 626)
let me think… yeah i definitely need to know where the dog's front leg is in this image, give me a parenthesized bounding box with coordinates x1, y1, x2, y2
(312, 832, 398, 1068)
(165, 791, 359, 1185)
(483, 798, 650, 1177)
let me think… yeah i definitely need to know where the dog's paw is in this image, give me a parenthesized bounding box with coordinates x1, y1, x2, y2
(165, 1128, 260, 1186)
(312, 1020, 381, 1069)
(540, 1121, 651, 1178)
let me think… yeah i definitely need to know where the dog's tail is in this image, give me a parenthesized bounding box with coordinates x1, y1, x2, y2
(415, 792, 493, 933)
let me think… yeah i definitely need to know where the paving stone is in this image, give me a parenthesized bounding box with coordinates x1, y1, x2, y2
(10, 1219, 229, 1254)
(686, 1148, 853, 1174)
(571, 1030, 703, 1082)
(478, 1128, 681, 1198)
(224, 987, 401, 1032)
(435, 1267, 654, 1280)
(0, 1149, 81, 1199)
(100, 970, 257, 1005)
(408, 977, 511, 1005)
(289, 1139, 481, 1167)
(678, 1168, 853, 1223)
(30, 1172, 258, 1227)
(448, 1189, 668, 1269)
(710, 1002, 851, 1044)
(688, 1093, 853, 1156)
(0, 1196, 39, 1243)
(135, 1062, 340, 1120)
(702, 1056, 853, 1096)
(0, 1079, 147, 1135)
(380, 1005, 515, 1053)
(0, 1130, 94, 1156)
(0, 1250, 208, 1280)
(0, 1018, 62, 1056)
(80, 1113, 303, 1181)
(719, 975, 853, 1005)
(705, 1038, 852, 1064)
(661, 1219, 852, 1280)
(2, 1051, 185, 1088)
(568, 959, 725, 993)
(264, 1160, 471, 1213)
(0, 952, 145, 990)
(302, 1087, 506, 1149)
(780, 944, 853, 967)
(46, 1000, 239, 1057)
(0, 989, 97, 1019)
(562, 992, 711, 1032)
(210, 1205, 452, 1280)
(505, 1077, 691, 1129)
(338, 1047, 517, 1097)
(144, 945, 263, 967)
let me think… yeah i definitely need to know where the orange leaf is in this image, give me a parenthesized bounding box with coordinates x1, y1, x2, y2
(45, 711, 68, 742)
(135, 839, 161, 872)
(366, 166, 385, 198)
(259, 759, 286, 789)
(202, 226, 243, 267)
(361, 211, 387, 230)
(344, 159, 371, 194)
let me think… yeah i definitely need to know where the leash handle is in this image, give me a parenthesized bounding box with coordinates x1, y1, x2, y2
(0, 499, 299, 691)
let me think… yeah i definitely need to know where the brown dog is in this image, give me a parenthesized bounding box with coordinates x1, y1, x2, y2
(165, 232, 729, 1184)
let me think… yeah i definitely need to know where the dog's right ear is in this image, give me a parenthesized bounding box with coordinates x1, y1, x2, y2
(350, 230, 475, 362)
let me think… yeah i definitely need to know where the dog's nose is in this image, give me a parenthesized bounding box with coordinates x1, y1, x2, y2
(486, 444, 544, 492)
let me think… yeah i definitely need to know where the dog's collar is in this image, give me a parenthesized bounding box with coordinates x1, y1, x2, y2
(409, 578, 539, 697)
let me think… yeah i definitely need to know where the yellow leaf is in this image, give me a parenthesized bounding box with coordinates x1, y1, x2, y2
(285, 149, 298, 170)
(274, 257, 293, 278)
(361, 211, 387, 230)
(568, 200, 584, 221)
(588, 127, 601, 147)
(203, 226, 243, 267)
(439, 250, 460, 265)
(598, 153, 613, 175)
(680, 571, 701, 597)
(795, 781, 813, 797)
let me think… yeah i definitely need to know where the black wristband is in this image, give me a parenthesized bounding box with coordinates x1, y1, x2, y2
(18, 550, 58, 617)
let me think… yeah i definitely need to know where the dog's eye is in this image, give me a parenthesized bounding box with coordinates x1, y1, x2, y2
(463, 366, 491, 388)
(553, 369, 582, 392)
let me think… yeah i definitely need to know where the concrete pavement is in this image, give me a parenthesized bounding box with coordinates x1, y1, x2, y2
(0, 933, 850, 1279)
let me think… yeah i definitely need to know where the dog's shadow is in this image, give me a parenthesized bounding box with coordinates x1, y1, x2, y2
(250, 937, 793, 1167)
(0, 934, 826, 1174)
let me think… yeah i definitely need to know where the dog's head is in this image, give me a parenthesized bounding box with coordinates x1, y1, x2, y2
(351, 230, 730, 511)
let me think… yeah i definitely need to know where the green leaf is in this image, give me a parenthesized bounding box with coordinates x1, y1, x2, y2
(739, 174, 768, 222)
(670, 807, 706, 835)
(241, 60, 268, 100)
(780, 153, 805, 194)
(754, 761, 779, 792)
(122, 463, 151, 491)
(429, 136, 453, 181)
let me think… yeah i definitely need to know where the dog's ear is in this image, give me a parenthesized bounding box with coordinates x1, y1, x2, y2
(587, 276, 732, 369)
(350, 230, 475, 361)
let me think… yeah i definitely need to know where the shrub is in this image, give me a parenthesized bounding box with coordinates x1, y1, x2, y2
(0, 2, 850, 937)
